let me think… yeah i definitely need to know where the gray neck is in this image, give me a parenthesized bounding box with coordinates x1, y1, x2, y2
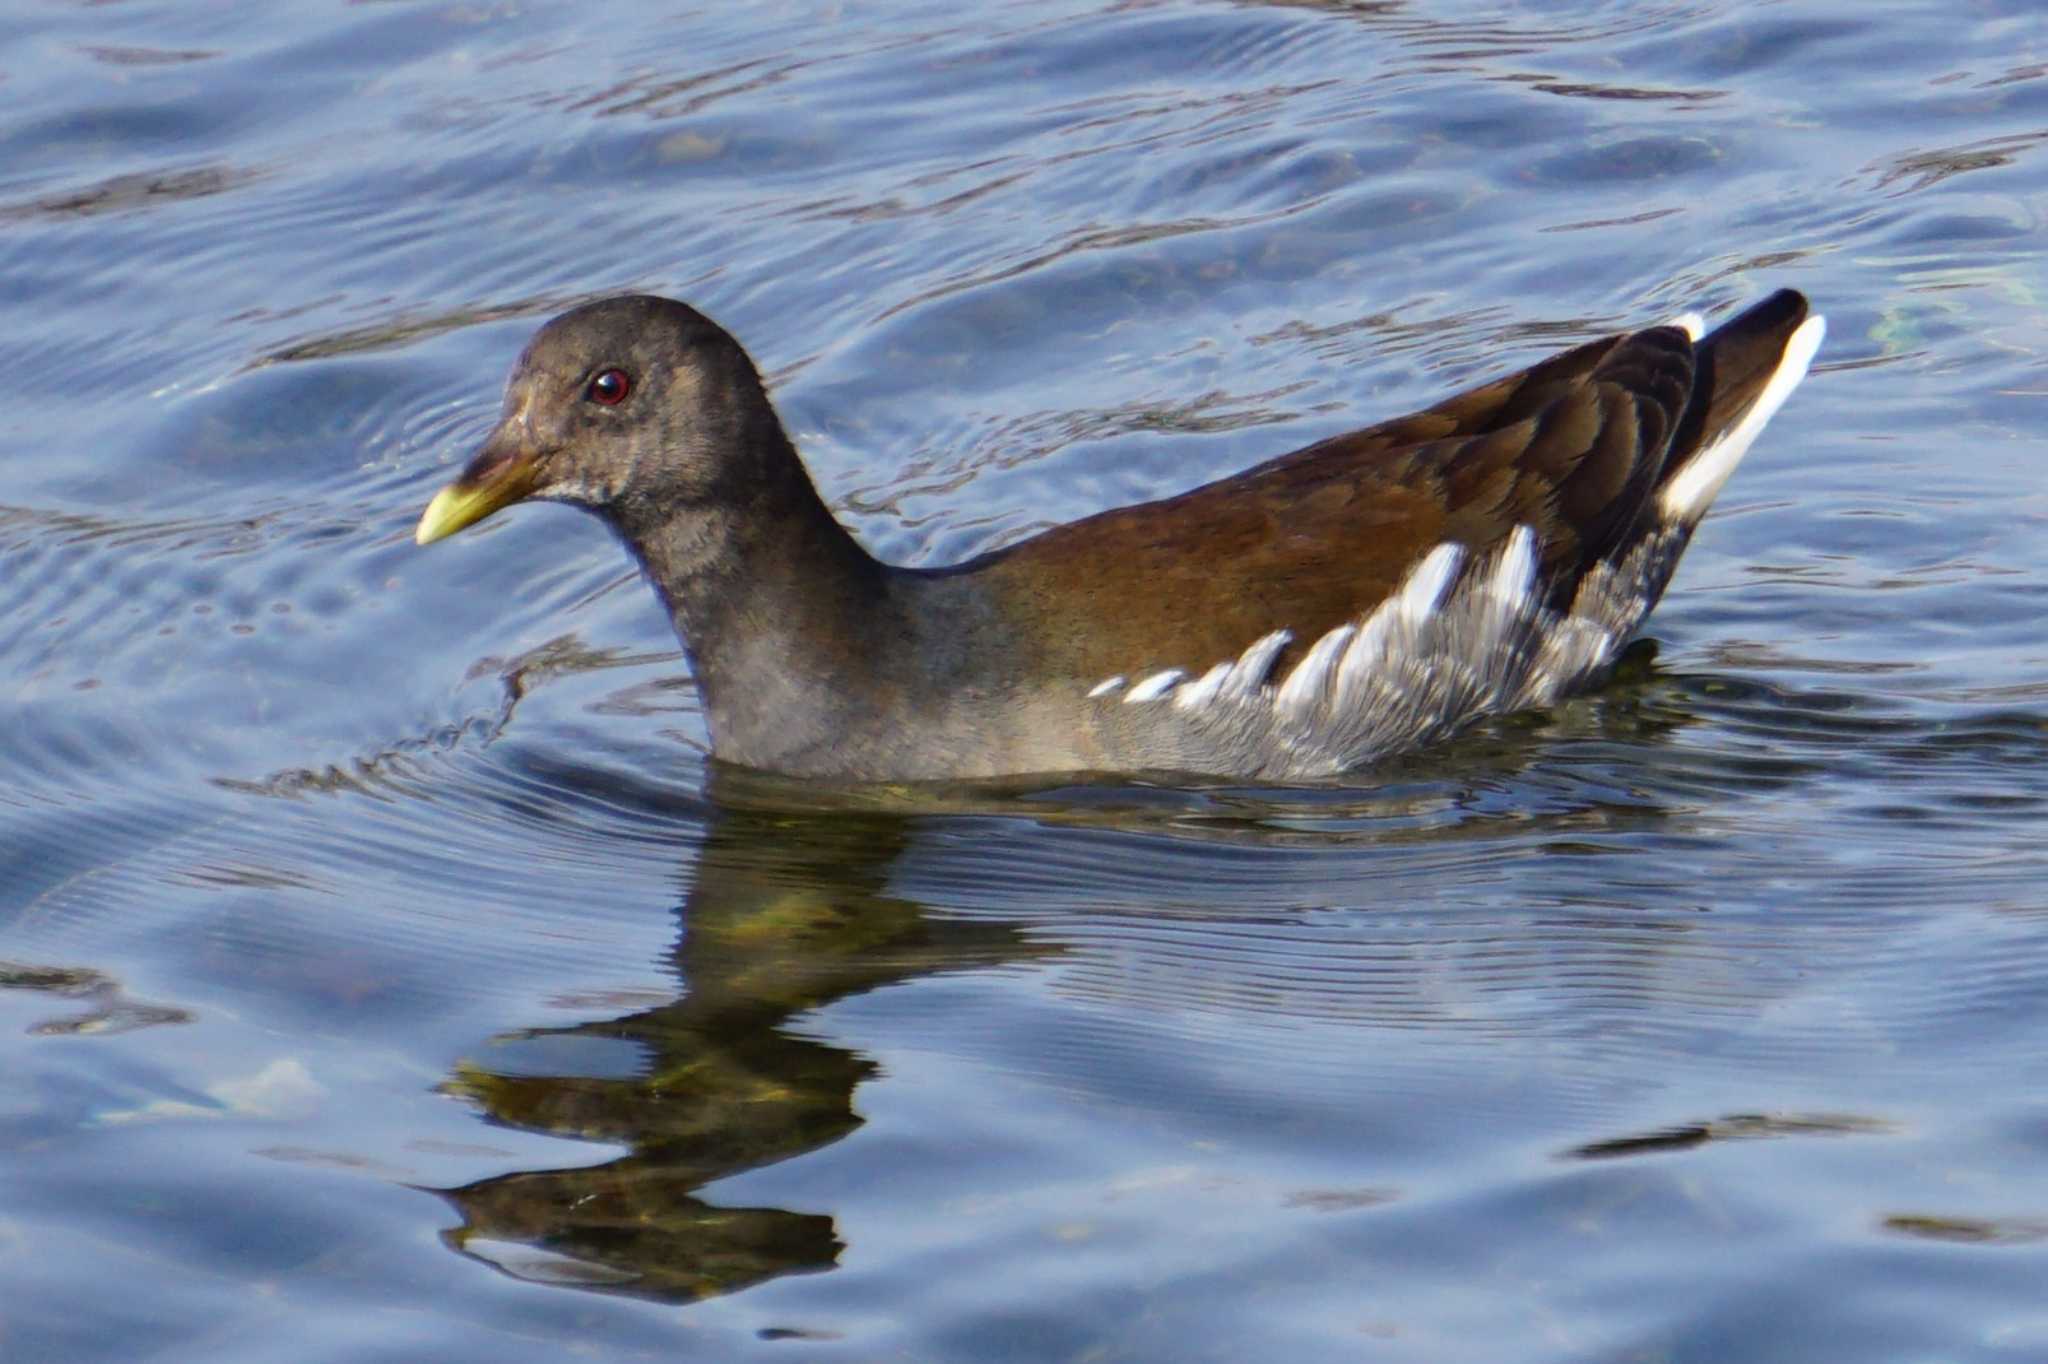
(607, 444, 909, 769)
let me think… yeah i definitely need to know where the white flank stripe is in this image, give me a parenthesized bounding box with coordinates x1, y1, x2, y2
(1172, 661, 1234, 710)
(1087, 676, 1124, 699)
(1658, 313, 1826, 521)
(1491, 525, 1538, 603)
(1275, 623, 1355, 715)
(1124, 668, 1185, 703)
(1225, 630, 1292, 700)
(1337, 605, 1395, 698)
(1397, 542, 1463, 625)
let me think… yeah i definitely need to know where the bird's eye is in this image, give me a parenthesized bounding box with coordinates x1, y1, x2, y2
(585, 368, 631, 406)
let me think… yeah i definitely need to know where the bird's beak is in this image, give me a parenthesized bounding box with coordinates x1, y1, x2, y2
(414, 430, 543, 545)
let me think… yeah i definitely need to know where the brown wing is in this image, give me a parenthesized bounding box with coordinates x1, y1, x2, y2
(974, 321, 1699, 680)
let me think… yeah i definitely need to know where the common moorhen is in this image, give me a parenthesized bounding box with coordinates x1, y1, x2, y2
(416, 289, 1823, 781)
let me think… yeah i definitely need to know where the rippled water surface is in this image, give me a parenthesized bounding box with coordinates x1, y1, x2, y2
(5, 1, 2048, 1359)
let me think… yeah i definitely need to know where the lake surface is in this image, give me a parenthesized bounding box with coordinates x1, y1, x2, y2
(5, 1, 2047, 1359)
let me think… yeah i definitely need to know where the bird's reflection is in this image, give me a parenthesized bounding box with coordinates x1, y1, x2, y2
(433, 794, 1051, 1301)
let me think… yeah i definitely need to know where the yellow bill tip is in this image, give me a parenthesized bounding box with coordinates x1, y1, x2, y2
(414, 455, 541, 546)
(415, 483, 482, 545)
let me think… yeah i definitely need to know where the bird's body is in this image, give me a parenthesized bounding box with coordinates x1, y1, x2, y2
(417, 289, 1823, 781)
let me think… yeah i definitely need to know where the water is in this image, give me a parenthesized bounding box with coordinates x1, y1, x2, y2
(5, 1, 2048, 1359)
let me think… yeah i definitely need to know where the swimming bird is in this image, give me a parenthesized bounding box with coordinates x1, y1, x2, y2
(416, 289, 1822, 781)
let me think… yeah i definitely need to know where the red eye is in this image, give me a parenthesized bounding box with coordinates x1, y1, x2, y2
(586, 368, 631, 406)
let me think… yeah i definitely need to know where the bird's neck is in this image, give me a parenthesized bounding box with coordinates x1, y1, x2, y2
(609, 432, 906, 769)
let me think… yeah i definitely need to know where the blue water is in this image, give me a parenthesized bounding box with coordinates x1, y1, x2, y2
(5, 1, 2048, 1359)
